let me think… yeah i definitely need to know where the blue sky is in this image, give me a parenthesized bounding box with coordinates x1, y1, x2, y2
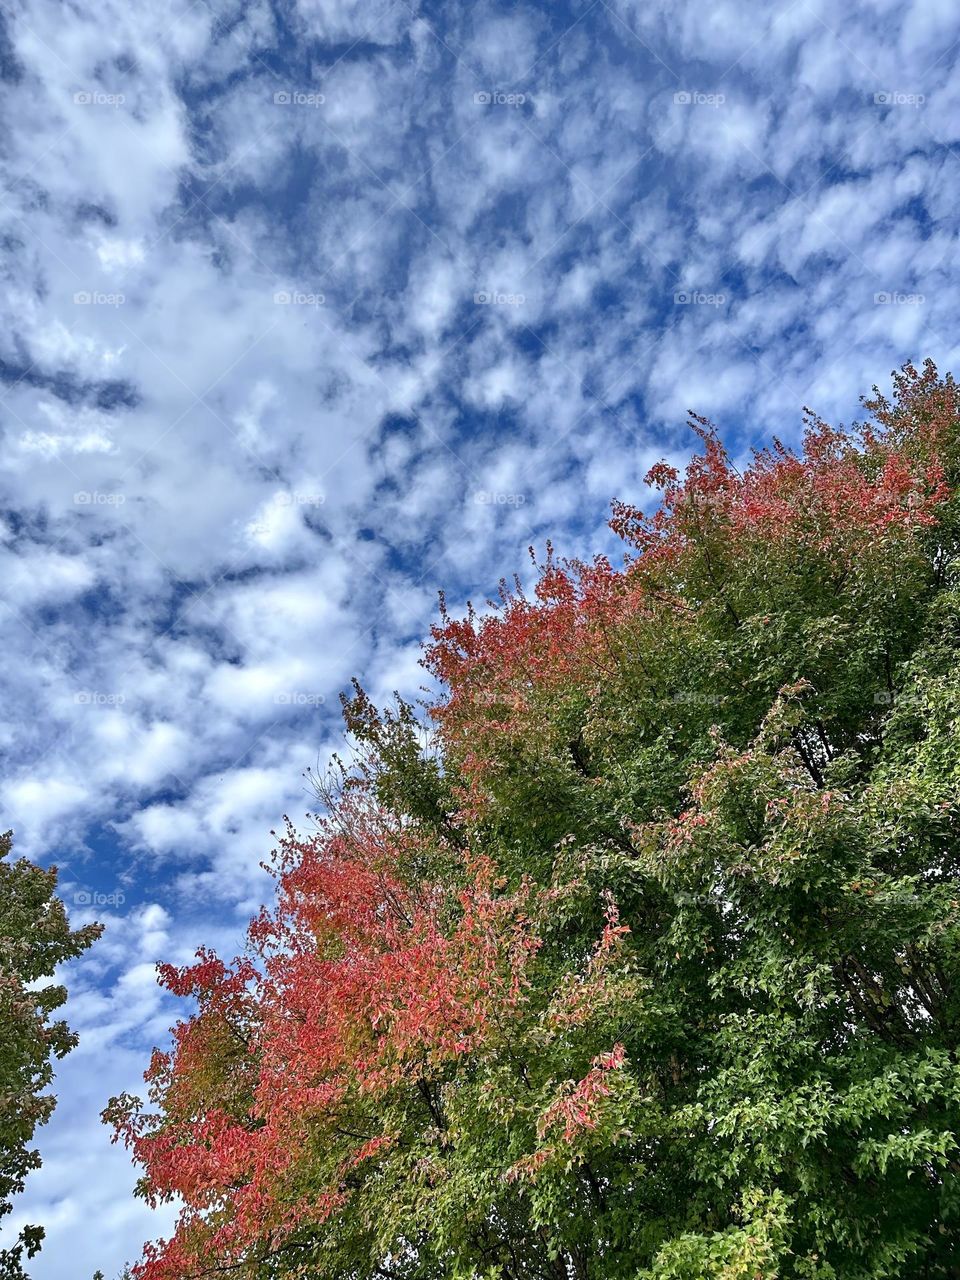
(1, 0, 959, 1274)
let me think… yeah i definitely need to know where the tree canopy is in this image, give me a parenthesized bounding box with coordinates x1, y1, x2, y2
(110, 360, 960, 1280)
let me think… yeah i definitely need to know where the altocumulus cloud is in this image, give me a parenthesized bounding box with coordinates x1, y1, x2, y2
(1, 0, 960, 1273)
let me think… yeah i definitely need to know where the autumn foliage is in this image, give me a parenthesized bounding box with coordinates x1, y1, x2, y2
(110, 362, 960, 1279)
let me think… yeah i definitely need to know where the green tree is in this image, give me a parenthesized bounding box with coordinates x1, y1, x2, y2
(0, 833, 101, 1279)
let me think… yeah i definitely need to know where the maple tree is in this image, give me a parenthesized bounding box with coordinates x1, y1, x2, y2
(111, 360, 960, 1279)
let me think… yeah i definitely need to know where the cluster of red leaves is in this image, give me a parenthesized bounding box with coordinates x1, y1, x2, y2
(253, 835, 542, 1097)
(425, 551, 642, 803)
(110, 814, 545, 1280)
(505, 1043, 628, 1183)
(609, 414, 946, 565)
(613, 360, 956, 567)
(538, 1042, 628, 1143)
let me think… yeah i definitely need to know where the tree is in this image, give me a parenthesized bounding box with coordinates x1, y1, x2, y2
(110, 361, 960, 1278)
(0, 833, 101, 1279)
